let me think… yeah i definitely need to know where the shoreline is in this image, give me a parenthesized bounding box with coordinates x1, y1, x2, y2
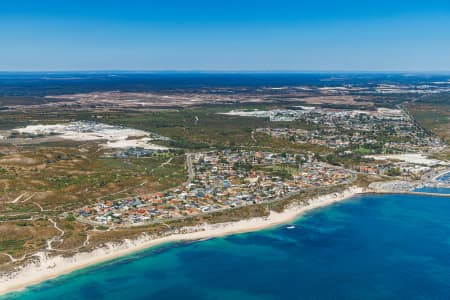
(0, 186, 364, 297)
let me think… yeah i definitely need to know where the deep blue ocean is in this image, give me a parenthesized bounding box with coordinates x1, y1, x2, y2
(414, 186, 450, 194)
(4, 193, 450, 300)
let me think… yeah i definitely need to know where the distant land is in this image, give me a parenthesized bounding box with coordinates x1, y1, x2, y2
(0, 72, 449, 297)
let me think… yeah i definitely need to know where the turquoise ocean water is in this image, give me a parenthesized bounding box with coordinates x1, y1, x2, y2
(3, 193, 450, 300)
(414, 186, 450, 194)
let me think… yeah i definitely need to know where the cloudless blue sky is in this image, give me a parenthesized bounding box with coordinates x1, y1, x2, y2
(1, 0, 450, 71)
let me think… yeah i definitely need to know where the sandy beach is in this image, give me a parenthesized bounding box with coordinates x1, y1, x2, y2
(0, 186, 363, 296)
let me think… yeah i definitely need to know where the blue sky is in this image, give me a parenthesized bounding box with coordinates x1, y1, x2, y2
(1, 0, 450, 71)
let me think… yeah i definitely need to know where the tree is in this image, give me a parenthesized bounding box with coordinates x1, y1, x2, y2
(386, 167, 402, 177)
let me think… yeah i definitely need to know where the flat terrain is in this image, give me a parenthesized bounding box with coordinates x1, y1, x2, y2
(0, 73, 449, 274)
(408, 103, 450, 143)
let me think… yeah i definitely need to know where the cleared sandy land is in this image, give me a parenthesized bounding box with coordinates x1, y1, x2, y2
(1, 91, 373, 111)
(14, 121, 169, 150)
(365, 153, 448, 166)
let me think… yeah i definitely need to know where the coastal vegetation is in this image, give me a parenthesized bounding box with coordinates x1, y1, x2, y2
(0, 75, 449, 293)
(407, 102, 450, 143)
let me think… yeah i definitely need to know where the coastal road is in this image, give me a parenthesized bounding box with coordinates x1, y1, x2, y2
(74, 160, 356, 229)
(186, 153, 194, 184)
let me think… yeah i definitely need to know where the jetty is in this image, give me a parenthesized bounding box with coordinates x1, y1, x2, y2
(375, 191, 450, 198)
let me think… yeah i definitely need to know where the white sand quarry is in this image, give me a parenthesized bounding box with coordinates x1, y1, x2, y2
(15, 121, 168, 150)
(365, 153, 447, 166)
(220, 109, 272, 117)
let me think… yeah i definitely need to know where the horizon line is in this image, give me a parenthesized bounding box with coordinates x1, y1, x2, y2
(1, 70, 450, 75)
